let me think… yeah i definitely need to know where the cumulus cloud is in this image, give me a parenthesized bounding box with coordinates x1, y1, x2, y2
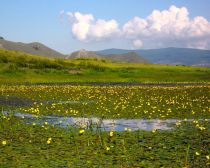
(64, 5, 210, 49)
(132, 39, 143, 48)
(66, 12, 120, 42)
(123, 5, 210, 49)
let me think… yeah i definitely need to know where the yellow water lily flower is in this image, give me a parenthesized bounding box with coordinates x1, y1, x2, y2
(109, 131, 114, 137)
(79, 129, 85, 134)
(2, 140, 7, 146)
(106, 147, 110, 151)
(47, 138, 52, 144)
(152, 129, 156, 133)
(195, 152, 200, 156)
(128, 128, 132, 132)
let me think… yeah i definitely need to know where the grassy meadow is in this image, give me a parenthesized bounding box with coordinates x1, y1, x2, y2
(0, 49, 210, 84)
(0, 49, 210, 167)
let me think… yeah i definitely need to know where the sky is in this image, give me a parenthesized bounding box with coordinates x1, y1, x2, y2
(1, 0, 210, 54)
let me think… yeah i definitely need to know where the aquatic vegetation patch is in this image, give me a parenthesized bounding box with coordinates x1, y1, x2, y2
(1, 85, 209, 119)
(0, 114, 209, 167)
(0, 85, 209, 167)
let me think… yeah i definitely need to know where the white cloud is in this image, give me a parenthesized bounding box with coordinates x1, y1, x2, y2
(123, 17, 148, 38)
(67, 12, 120, 42)
(64, 6, 210, 49)
(122, 5, 210, 49)
(132, 39, 143, 48)
(89, 19, 119, 39)
(188, 16, 210, 37)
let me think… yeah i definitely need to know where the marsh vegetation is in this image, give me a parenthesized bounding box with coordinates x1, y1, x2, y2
(0, 85, 209, 167)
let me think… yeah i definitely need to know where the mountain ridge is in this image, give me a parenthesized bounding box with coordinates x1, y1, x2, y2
(66, 49, 149, 63)
(0, 39, 64, 58)
(96, 47, 210, 66)
(1, 38, 209, 66)
(66, 49, 102, 59)
(104, 52, 149, 63)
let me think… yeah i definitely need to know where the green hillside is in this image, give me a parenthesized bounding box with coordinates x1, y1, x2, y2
(0, 39, 64, 58)
(0, 49, 210, 84)
(104, 52, 149, 63)
(66, 49, 150, 63)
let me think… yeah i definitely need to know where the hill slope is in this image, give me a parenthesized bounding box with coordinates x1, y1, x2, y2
(97, 48, 210, 66)
(104, 52, 149, 63)
(66, 49, 102, 59)
(67, 49, 149, 63)
(0, 39, 64, 58)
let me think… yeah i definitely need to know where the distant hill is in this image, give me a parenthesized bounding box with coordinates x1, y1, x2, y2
(67, 49, 149, 63)
(104, 52, 149, 63)
(97, 48, 130, 55)
(0, 39, 64, 58)
(97, 48, 210, 66)
(66, 49, 102, 59)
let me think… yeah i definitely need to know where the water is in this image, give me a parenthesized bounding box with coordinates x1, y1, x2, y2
(0, 96, 95, 107)
(0, 96, 33, 107)
(2, 97, 207, 132)
(1, 111, 189, 131)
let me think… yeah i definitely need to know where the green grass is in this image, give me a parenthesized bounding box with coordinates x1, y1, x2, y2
(0, 49, 210, 84)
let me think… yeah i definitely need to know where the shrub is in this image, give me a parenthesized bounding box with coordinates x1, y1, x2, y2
(0, 55, 8, 63)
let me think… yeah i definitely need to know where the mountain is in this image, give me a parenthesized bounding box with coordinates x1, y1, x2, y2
(66, 49, 149, 63)
(104, 52, 149, 63)
(97, 48, 210, 66)
(0, 39, 64, 57)
(97, 48, 130, 55)
(66, 49, 102, 59)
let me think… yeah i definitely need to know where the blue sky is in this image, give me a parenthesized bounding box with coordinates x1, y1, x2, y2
(1, 0, 210, 53)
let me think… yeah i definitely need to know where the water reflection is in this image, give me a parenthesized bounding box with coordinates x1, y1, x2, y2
(1, 111, 201, 132)
(47, 117, 176, 131)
